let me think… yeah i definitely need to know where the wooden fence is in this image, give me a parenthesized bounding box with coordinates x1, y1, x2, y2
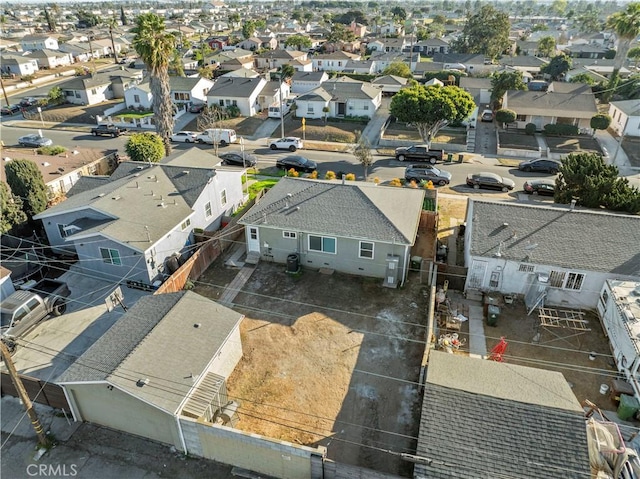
(1, 372, 69, 410)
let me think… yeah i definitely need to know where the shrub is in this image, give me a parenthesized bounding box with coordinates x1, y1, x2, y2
(287, 168, 299, 177)
(389, 178, 403, 187)
(309, 170, 318, 179)
(422, 180, 434, 189)
(373, 177, 380, 184)
(525, 123, 537, 135)
(226, 105, 240, 118)
(325, 171, 336, 180)
(495, 109, 517, 125)
(37, 145, 67, 155)
(408, 180, 419, 188)
(345, 173, 356, 181)
(544, 123, 579, 136)
(590, 113, 611, 131)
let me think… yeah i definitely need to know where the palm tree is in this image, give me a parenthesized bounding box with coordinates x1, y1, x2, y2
(132, 13, 177, 157)
(105, 16, 119, 64)
(606, 3, 640, 86)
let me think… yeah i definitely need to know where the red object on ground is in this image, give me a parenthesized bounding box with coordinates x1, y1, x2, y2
(488, 336, 508, 362)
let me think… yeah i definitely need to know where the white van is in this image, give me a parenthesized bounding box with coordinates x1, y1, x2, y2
(268, 102, 291, 118)
(196, 128, 237, 146)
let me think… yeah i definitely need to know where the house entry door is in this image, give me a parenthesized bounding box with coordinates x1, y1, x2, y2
(247, 227, 260, 253)
(467, 260, 488, 289)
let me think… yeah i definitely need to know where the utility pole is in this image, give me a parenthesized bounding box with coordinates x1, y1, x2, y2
(0, 341, 52, 449)
(279, 74, 285, 138)
(0, 75, 9, 107)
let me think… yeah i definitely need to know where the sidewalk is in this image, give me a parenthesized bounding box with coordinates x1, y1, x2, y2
(594, 129, 631, 168)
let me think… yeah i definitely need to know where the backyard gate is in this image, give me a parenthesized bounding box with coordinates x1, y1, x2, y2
(1, 371, 70, 411)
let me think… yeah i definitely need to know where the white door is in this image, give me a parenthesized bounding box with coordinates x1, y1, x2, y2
(467, 260, 488, 289)
(247, 227, 260, 253)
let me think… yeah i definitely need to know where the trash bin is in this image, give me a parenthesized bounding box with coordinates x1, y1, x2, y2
(447, 153, 453, 162)
(487, 304, 500, 327)
(458, 154, 464, 163)
(617, 394, 640, 421)
(410, 255, 422, 271)
(286, 253, 299, 273)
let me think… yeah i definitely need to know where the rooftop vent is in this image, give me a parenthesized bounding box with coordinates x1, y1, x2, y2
(42, 162, 50, 167)
(112, 195, 121, 201)
(136, 378, 149, 387)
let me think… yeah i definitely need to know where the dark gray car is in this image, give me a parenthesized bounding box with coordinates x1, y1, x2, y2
(404, 165, 452, 186)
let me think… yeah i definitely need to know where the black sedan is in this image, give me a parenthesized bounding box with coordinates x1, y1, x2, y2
(276, 155, 317, 173)
(518, 158, 561, 174)
(466, 172, 515, 192)
(524, 179, 555, 196)
(1, 104, 21, 116)
(18, 134, 53, 147)
(219, 152, 257, 167)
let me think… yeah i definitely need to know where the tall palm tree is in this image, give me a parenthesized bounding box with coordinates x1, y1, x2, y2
(105, 16, 119, 64)
(607, 3, 640, 77)
(132, 13, 177, 157)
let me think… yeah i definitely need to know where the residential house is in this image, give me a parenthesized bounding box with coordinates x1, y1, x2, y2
(20, 34, 59, 51)
(609, 100, 640, 138)
(254, 50, 308, 71)
(415, 351, 591, 479)
(369, 51, 417, 74)
(203, 48, 253, 68)
(91, 38, 123, 58)
(291, 71, 328, 94)
(57, 43, 93, 63)
(546, 81, 593, 95)
(343, 59, 376, 75)
(323, 40, 361, 54)
(57, 291, 243, 449)
(59, 69, 143, 106)
(27, 49, 74, 69)
(296, 76, 381, 119)
(501, 89, 598, 131)
(206, 77, 267, 117)
(564, 66, 608, 84)
(218, 57, 256, 72)
(411, 38, 449, 56)
(498, 55, 547, 77)
(371, 75, 409, 95)
(220, 68, 261, 79)
(347, 21, 367, 38)
(367, 37, 407, 53)
(237, 36, 277, 51)
(0, 53, 39, 76)
(564, 43, 610, 59)
(379, 23, 404, 36)
(432, 53, 488, 74)
(311, 51, 360, 72)
(459, 77, 493, 106)
(463, 200, 640, 309)
(124, 82, 153, 110)
(257, 79, 290, 111)
(238, 177, 424, 284)
(170, 76, 215, 107)
(571, 58, 632, 79)
(33, 149, 245, 284)
(0, 147, 117, 199)
(207, 37, 229, 50)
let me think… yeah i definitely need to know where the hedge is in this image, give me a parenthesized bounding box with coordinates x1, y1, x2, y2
(544, 123, 579, 136)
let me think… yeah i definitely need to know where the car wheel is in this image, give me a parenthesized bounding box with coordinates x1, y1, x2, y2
(532, 190, 539, 195)
(407, 177, 417, 183)
(185, 139, 192, 143)
(523, 166, 531, 172)
(289, 146, 297, 152)
(550, 168, 558, 174)
(429, 157, 437, 165)
(270, 144, 277, 150)
(438, 180, 447, 186)
(197, 139, 204, 144)
(398, 154, 406, 162)
(220, 140, 227, 147)
(52, 299, 66, 317)
(92, 131, 97, 136)
(112, 133, 117, 137)
(502, 186, 509, 192)
(473, 184, 480, 189)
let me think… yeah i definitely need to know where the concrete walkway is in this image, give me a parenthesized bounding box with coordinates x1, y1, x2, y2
(468, 304, 487, 358)
(218, 264, 256, 306)
(595, 129, 630, 168)
(359, 98, 390, 147)
(534, 133, 547, 156)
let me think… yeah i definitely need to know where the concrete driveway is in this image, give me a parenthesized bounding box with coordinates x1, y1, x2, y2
(4, 266, 152, 381)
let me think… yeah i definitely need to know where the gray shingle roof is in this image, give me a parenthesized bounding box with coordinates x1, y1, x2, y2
(58, 292, 243, 414)
(611, 99, 640, 116)
(415, 351, 590, 479)
(207, 77, 264, 98)
(169, 76, 203, 92)
(239, 177, 424, 245)
(320, 78, 380, 101)
(372, 75, 408, 87)
(468, 200, 640, 276)
(504, 89, 597, 117)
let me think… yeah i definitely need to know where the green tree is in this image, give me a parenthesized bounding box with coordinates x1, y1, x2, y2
(228, 13, 241, 28)
(292, 10, 303, 22)
(556, 153, 640, 213)
(495, 108, 517, 126)
(541, 54, 572, 80)
(628, 46, 640, 68)
(4, 160, 48, 218)
(132, 13, 177, 157)
(44, 7, 56, 32)
(537, 36, 556, 57)
(0, 182, 27, 233)
(47, 86, 64, 105)
(490, 71, 526, 108)
(76, 9, 100, 27)
(326, 23, 356, 43)
(590, 113, 612, 131)
(285, 35, 312, 50)
(382, 61, 412, 79)
(125, 133, 165, 163)
(169, 51, 185, 77)
(353, 133, 373, 181)
(391, 6, 407, 22)
(242, 20, 256, 39)
(605, 3, 640, 101)
(551, 0, 567, 16)
(454, 5, 511, 60)
(120, 5, 128, 26)
(569, 73, 596, 85)
(389, 85, 475, 145)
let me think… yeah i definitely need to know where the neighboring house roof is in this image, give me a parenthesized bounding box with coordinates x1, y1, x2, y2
(468, 200, 640, 276)
(499, 55, 547, 68)
(296, 88, 333, 102)
(459, 77, 492, 90)
(66, 176, 111, 197)
(255, 49, 306, 60)
(504, 89, 597, 117)
(611, 99, 640, 116)
(433, 53, 485, 64)
(547, 81, 593, 94)
(169, 76, 211, 92)
(292, 71, 327, 82)
(61, 69, 140, 91)
(207, 77, 265, 98)
(321, 77, 381, 101)
(371, 75, 408, 87)
(221, 67, 260, 78)
(34, 150, 222, 251)
(57, 291, 243, 414)
(27, 48, 69, 59)
(415, 351, 590, 479)
(239, 177, 424, 245)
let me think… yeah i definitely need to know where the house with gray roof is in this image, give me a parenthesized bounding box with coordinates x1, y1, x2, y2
(59, 68, 143, 106)
(239, 177, 425, 283)
(124, 81, 152, 110)
(206, 77, 267, 117)
(609, 100, 640, 138)
(34, 149, 245, 285)
(415, 351, 590, 479)
(502, 88, 598, 131)
(0, 53, 39, 76)
(295, 76, 381, 119)
(26, 48, 73, 69)
(20, 34, 59, 51)
(57, 291, 243, 448)
(169, 76, 214, 108)
(291, 70, 329, 94)
(463, 200, 640, 309)
(371, 74, 409, 94)
(310, 51, 360, 72)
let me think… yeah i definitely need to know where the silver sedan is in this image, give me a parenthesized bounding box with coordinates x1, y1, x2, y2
(18, 134, 53, 147)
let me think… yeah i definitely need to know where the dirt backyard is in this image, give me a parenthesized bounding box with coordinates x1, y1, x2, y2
(194, 257, 428, 477)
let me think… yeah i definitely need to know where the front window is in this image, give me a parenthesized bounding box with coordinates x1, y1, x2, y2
(134, 94, 140, 103)
(359, 241, 374, 259)
(220, 189, 227, 206)
(308, 235, 336, 254)
(100, 247, 122, 265)
(205, 201, 212, 218)
(181, 218, 191, 230)
(549, 270, 565, 288)
(283, 231, 297, 239)
(565, 272, 584, 290)
(57, 223, 68, 238)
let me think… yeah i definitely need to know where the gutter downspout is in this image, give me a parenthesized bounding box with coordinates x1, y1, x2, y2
(61, 386, 80, 422)
(400, 244, 410, 287)
(175, 413, 188, 455)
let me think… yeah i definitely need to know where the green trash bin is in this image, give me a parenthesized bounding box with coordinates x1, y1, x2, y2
(458, 154, 464, 163)
(446, 153, 453, 162)
(487, 305, 500, 327)
(618, 394, 640, 421)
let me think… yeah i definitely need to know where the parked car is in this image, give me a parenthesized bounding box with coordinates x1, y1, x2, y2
(189, 104, 205, 113)
(518, 158, 561, 174)
(19, 97, 38, 107)
(171, 131, 198, 143)
(480, 109, 494, 122)
(270, 137, 303, 152)
(404, 165, 452, 186)
(91, 124, 126, 137)
(219, 152, 257, 167)
(466, 172, 515, 192)
(18, 134, 53, 147)
(523, 179, 556, 196)
(276, 155, 317, 173)
(395, 144, 445, 164)
(1, 104, 21, 116)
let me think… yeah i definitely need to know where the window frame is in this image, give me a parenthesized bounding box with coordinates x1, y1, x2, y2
(308, 235, 337, 254)
(220, 189, 227, 207)
(283, 231, 297, 239)
(181, 218, 191, 230)
(100, 247, 122, 266)
(359, 241, 374, 259)
(204, 201, 212, 218)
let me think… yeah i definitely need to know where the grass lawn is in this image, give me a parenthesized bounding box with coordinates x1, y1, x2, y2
(498, 131, 539, 150)
(182, 116, 264, 137)
(116, 111, 153, 119)
(384, 124, 467, 144)
(285, 116, 365, 143)
(546, 135, 602, 154)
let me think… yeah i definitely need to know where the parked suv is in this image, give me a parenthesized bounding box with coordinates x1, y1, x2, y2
(395, 144, 444, 164)
(404, 165, 452, 186)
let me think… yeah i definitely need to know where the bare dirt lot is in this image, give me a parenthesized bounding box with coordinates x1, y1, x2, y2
(194, 258, 428, 477)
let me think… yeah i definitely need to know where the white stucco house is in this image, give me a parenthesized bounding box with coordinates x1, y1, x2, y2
(20, 34, 59, 51)
(291, 71, 329, 94)
(0, 53, 39, 76)
(463, 200, 640, 310)
(124, 83, 153, 110)
(206, 77, 267, 117)
(609, 100, 640, 138)
(295, 77, 381, 119)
